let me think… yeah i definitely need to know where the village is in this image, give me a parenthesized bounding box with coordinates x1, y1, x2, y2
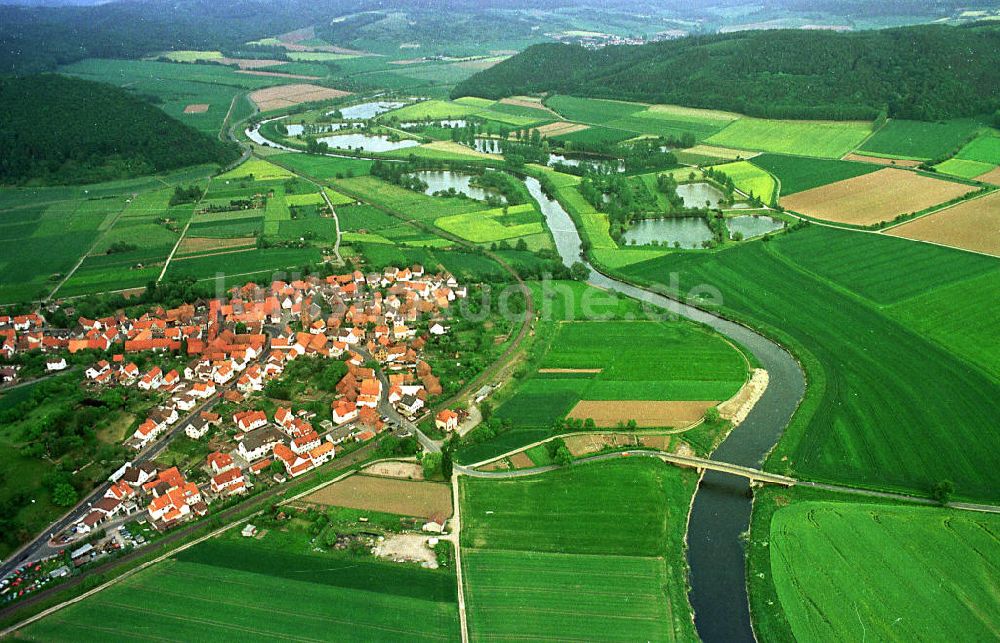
(0, 266, 472, 599)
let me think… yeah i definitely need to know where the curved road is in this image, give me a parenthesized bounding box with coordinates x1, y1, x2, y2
(525, 177, 806, 642)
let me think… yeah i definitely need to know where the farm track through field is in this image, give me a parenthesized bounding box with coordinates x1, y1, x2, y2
(45, 195, 132, 301)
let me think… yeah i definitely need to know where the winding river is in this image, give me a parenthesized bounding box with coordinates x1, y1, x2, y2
(524, 177, 806, 642)
(247, 121, 806, 640)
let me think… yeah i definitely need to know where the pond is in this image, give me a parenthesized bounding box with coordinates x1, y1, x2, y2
(286, 122, 357, 136)
(409, 170, 505, 202)
(548, 154, 626, 172)
(472, 138, 503, 154)
(676, 182, 726, 209)
(316, 133, 421, 153)
(333, 101, 406, 120)
(726, 215, 785, 239)
(400, 120, 468, 129)
(621, 217, 714, 248)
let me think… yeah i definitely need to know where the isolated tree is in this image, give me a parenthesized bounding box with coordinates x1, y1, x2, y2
(52, 483, 78, 507)
(932, 480, 954, 505)
(570, 262, 589, 281)
(704, 406, 721, 424)
(422, 452, 443, 479)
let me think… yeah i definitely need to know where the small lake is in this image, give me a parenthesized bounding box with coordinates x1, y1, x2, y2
(472, 138, 503, 154)
(334, 101, 405, 120)
(401, 120, 467, 129)
(548, 154, 626, 172)
(409, 170, 505, 202)
(286, 122, 358, 136)
(677, 182, 725, 209)
(316, 133, 420, 153)
(621, 217, 714, 248)
(727, 215, 785, 239)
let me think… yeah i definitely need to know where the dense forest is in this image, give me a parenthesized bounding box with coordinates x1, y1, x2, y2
(0, 75, 239, 185)
(453, 23, 1000, 121)
(0, 0, 373, 73)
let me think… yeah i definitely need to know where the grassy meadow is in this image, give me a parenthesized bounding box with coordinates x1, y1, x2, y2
(749, 488, 1000, 643)
(859, 119, 983, 160)
(706, 118, 872, 158)
(22, 531, 459, 641)
(620, 225, 1000, 500)
(460, 458, 698, 642)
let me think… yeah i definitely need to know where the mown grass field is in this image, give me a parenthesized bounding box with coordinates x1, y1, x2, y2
(706, 118, 871, 158)
(767, 499, 999, 642)
(621, 225, 1000, 500)
(491, 319, 745, 434)
(22, 537, 459, 641)
(751, 153, 879, 196)
(956, 131, 1000, 164)
(460, 458, 698, 642)
(434, 203, 545, 243)
(933, 157, 994, 179)
(859, 118, 983, 160)
(707, 160, 777, 204)
(546, 95, 644, 124)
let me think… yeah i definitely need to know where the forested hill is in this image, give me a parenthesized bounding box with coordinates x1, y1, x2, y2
(452, 23, 1000, 121)
(0, 75, 239, 185)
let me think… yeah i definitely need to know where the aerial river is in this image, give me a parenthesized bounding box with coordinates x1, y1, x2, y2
(248, 122, 807, 640)
(524, 177, 806, 642)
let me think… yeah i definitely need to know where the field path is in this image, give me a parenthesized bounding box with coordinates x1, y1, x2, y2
(449, 472, 470, 643)
(46, 194, 133, 301)
(158, 179, 213, 283)
(320, 188, 344, 264)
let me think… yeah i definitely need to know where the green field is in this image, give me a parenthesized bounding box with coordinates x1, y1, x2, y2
(956, 131, 1000, 164)
(750, 153, 880, 196)
(270, 153, 373, 180)
(217, 158, 294, 181)
(546, 95, 644, 124)
(0, 168, 216, 302)
(383, 99, 482, 121)
(933, 157, 995, 179)
(764, 498, 999, 641)
(551, 125, 635, 145)
(59, 58, 292, 135)
(859, 119, 983, 160)
(706, 118, 871, 158)
(461, 458, 698, 642)
(22, 536, 459, 641)
(491, 320, 745, 431)
(434, 203, 545, 243)
(621, 226, 1000, 500)
(706, 160, 778, 204)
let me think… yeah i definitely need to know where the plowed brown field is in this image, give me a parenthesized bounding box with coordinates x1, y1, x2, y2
(885, 192, 1000, 257)
(566, 400, 716, 428)
(782, 168, 975, 225)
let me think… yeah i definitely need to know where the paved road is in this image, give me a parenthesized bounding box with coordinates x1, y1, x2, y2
(355, 346, 441, 454)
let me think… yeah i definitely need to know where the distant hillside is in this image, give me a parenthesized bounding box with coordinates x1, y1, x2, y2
(453, 23, 1000, 121)
(0, 75, 239, 185)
